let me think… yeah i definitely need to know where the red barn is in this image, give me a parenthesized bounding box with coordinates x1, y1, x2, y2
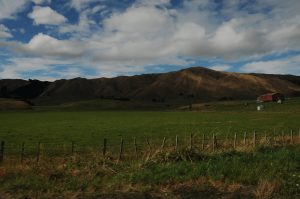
(257, 93, 285, 103)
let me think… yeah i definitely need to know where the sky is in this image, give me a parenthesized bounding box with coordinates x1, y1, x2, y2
(0, 0, 300, 80)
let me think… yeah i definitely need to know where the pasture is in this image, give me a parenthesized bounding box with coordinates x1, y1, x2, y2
(0, 98, 300, 198)
(0, 99, 300, 151)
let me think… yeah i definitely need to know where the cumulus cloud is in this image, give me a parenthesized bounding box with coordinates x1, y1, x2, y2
(1, 0, 300, 78)
(0, 57, 82, 80)
(10, 33, 85, 57)
(58, 8, 96, 36)
(0, 0, 28, 20)
(28, 6, 67, 25)
(240, 55, 300, 75)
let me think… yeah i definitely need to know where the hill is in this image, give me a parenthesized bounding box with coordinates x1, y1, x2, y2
(1, 66, 300, 106)
(0, 98, 31, 110)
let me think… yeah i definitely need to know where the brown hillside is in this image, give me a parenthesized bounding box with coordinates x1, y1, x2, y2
(35, 67, 300, 105)
(1, 66, 300, 105)
(0, 98, 31, 110)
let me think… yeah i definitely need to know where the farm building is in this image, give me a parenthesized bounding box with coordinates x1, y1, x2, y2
(257, 93, 284, 103)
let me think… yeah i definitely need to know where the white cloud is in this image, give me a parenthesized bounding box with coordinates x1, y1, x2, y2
(0, 24, 12, 38)
(32, 0, 51, 5)
(209, 19, 269, 59)
(240, 57, 300, 75)
(268, 24, 300, 49)
(11, 33, 85, 57)
(0, 57, 82, 80)
(2, 0, 300, 79)
(28, 6, 67, 25)
(0, 0, 28, 20)
(210, 65, 232, 72)
(70, 0, 100, 11)
(136, 0, 170, 6)
(58, 8, 96, 36)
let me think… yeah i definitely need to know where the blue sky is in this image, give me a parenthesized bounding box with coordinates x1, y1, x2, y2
(0, 0, 300, 80)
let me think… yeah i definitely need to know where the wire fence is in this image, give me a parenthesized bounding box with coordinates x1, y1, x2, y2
(1, 129, 300, 165)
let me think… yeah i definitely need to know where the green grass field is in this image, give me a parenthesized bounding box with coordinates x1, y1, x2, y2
(0, 98, 300, 150)
(0, 99, 300, 198)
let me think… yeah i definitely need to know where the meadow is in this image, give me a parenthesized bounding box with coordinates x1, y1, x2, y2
(0, 98, 300, 198)
(1, 98, 300, 153)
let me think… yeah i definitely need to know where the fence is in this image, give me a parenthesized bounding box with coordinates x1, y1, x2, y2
(0, 129, 300, 165)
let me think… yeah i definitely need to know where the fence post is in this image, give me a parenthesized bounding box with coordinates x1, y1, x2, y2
(212, 134, 216, 152)
(103, 138, 107, 157)
(281, 131, 285, 146)
(202, 134, 205, 150)
(146, 137, 151, 152)
(0, 141, 4, 164)
(175, 135, 178, 152)
(133, 137, 138, 158)
(161, 137, 166, 149)
(243, 132, 247, 146)
(253, 131, 256, 148)
(264, 132, 267, 143)
(234, 133, 237, 149)
(273, 128, 276, 143)
(71, 141, 74, 156)
(21, 142, 25, 164)
(290, 130, 293, 144)
(118, 138, 124, 162)
(36, 142, 41, 163)
(189, 133, 193, 150)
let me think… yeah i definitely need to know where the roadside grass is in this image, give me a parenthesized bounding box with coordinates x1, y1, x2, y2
(0, 145, 299, 198)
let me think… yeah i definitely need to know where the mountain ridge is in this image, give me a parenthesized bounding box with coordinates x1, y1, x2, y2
(1, 66, 300, 106)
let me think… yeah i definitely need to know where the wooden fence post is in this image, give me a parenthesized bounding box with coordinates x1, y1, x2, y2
(161, 137, 166, 149)
(264, 132, 267, 143)
(202, 134, 205, 150)
(290, 130, 293, 144)
(21, 142, 25, 164)
(253, 131, 256, 148)
(71, 141, 74, 156)
(281, 131, 285, 146)
(189, 133, 193, 150)
(146, 137, 151, 151)
(243, 132, 247, 146)
(118, 138, 124, 162)
(36, 142, 41, 163)
(175, 135, 178, 152)
(0, 141, 4, 164)
(212, 134, 216, 152)
(234, 133, 237, 149)
(103, 138, 107, 157)
(134, 137, 138, 158)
